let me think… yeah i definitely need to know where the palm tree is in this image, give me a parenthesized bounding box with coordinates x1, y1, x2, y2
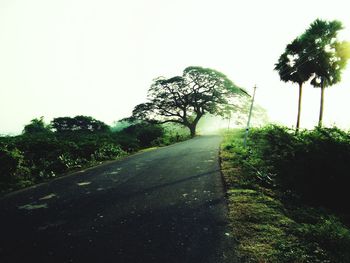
(275, 38, 313, 132)
(302, 19, 350, 126)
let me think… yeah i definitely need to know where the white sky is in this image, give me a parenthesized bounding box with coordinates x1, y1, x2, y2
(1, 0, 350, 134)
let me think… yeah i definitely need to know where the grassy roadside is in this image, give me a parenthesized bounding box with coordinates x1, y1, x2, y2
(220, 129, 350, 263)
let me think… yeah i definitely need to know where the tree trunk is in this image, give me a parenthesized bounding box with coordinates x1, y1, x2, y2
(296, 83, 303, 133)
(188, 113, 203, 138)
(318, 79, 325, 127)
(189, 125, 196, 138)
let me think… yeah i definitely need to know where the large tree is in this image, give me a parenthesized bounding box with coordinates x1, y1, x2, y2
(131, 66, 248, 137)
(301, 19, 350, 126)
(275, 37, 313, 131)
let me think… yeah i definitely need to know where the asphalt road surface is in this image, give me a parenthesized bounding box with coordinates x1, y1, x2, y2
(0, 135, 233, 263)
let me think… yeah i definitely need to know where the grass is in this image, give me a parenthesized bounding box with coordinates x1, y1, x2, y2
(220, 129, 350, 263)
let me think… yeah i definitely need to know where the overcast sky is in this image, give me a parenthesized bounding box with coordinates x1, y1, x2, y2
(1, 0, 349, 134)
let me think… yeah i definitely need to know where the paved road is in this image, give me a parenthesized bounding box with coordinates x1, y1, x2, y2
(0, 135, 232, 263)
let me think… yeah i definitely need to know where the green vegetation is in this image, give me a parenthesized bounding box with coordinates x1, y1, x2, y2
(221, 127, 350, 262)
(51, 115, 110, 133)
(130, 66, 249, 137)
(0, 116, 190, 194)
(223, 19, 350, 261)
(275, 19, 350, 129)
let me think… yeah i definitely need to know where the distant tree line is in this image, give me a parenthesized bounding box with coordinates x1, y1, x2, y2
(23, 115, 110, 134)
(0, 115, 190, 193)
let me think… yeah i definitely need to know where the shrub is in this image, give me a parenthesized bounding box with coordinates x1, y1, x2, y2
(121, 123, 164, 147)
(0, 146, 31, 191)
(244, 125, 350, 211)
(297, 216, 350, 262)
(0, 132, 127, 191)
(0, 118, 189, 193)
(93, 144, 126, 161)
(0, 147, 29, 180)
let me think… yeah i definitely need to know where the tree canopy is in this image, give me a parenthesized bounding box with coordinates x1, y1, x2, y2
(275, 37, 314, 86)
(275, 36, 314, 131)
(302, 19, 350, 126)
(23, 117, 51, 135)
(131, 66, 248, 136)
(51, 116, 110, 133)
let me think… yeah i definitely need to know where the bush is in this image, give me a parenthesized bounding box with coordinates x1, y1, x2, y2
(0, 118, 190, 193)
(0, 132, 127, 192)
(297, 216, 350, 262)
(121, 123, 164, 147)
(244, 125, 350, 211)
(161, 123, 191, 145)
(0, 147, 29, 180)
(93, 144, 126, 161)
(222, 129, 350, 263)
(0, 146, 32, 191)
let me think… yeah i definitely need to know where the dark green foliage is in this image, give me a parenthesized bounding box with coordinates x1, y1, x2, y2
(241, 125, 350, 211)
(222, 129, 350, 262)
(0, 117, 187, 193)
(121, 122, 164, 147)
(0, 146, 29, 181)
(51, 115, 110, 133)
(116, 122, 189, 149)
(111, 133, 140, 152)
(0, 132, 127, 187)
(23, 117, 51, 135)
(303, 19, 348, 88)
(93, 143, 125, 161)
(0, 134, 126, 192)
(275, 37, 314, 84)
(297, 216, 350, 262)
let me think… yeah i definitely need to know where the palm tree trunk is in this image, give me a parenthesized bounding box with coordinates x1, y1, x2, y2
(318, 79, 325, 127)
(296, 83, 303, 132)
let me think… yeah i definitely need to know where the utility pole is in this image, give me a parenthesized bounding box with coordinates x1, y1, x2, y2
(243, 85, 257, 147)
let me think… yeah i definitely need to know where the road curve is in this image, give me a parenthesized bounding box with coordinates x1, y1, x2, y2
(0, 135, 232, 263)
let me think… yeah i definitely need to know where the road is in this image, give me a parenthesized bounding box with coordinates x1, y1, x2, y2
(0, 135, 232, 263)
